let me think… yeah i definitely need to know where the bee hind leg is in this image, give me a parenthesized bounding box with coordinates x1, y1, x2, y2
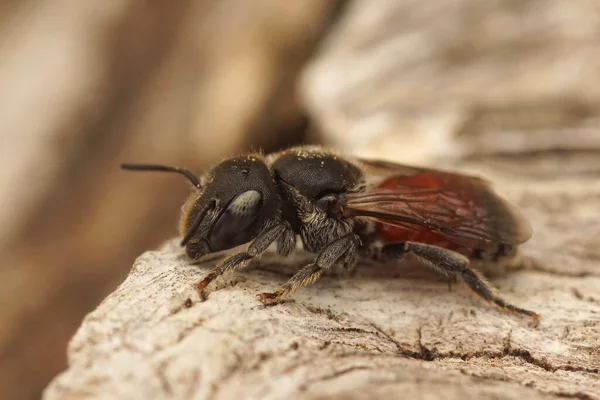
(257, 233, 360, 303)
(380, 241, 540, 320)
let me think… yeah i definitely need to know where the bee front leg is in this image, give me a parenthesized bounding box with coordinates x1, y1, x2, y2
(381, 241, 539, 320)
(257, 233, 361, 303)
(195, 221, 295, 292)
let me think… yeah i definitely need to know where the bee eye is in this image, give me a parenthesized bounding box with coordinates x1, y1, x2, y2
(228, 190, 260, 215)
(209, 190, 263, 251)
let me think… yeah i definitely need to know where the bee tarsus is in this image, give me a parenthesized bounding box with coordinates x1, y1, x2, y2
(381, 241, 539, 319)
(257, 233, 360, 303)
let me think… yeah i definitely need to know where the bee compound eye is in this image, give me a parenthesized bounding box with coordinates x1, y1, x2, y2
(228, 190, 261, 216)
(209, 190, 263, 251)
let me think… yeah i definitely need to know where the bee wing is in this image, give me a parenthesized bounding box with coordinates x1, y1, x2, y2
(357, 158, 489, 183)
(346, 159, 532, 248)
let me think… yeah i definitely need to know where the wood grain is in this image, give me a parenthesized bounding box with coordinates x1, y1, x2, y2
(41, 0, 600, 398)
(43, 167, 600, 399)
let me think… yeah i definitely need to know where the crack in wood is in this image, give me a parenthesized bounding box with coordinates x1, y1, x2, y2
(155, 359, 173, 396)
(416, 325, 439, 361)
(458, 368, 598, 400)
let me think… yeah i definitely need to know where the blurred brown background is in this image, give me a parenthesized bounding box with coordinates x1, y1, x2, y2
(1, 1, 599, 399)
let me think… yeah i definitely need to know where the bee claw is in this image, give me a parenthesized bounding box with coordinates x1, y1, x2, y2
(256, 292, 280, 304)
(194, 277, 211, 292)
(191, 280, 209, 301)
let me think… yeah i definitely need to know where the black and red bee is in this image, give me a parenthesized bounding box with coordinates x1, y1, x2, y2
(122, 145, 538, 319)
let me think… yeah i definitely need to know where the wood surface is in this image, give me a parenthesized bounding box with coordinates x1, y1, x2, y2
(43, 163, 600, 399)
(42, 0, 600, 398)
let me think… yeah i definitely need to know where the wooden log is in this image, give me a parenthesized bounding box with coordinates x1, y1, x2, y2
(43, 166, 600, 399)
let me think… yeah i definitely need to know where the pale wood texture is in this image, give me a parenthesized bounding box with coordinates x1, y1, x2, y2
(42, 0, 600, 398)
(301, 0, 600, 164)
(43, 162, 600, 399)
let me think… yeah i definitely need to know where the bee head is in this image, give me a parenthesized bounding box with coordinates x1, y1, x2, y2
(179, 155, 280, 259)
(121, 156, 280, 260)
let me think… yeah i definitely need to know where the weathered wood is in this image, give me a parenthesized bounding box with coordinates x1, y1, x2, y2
(43, 166, 600, 399)
(301, 0, 600, 164)
(42, 0, 600, 398)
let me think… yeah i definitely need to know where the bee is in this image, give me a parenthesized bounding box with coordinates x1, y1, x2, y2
(122, 145, 538, 319)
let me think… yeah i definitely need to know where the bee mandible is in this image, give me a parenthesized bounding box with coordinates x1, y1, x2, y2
(122, 145, 538, 319)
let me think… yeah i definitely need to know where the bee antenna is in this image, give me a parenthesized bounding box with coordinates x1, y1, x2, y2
(121, 163, 201, 188)
(180, 200, 216, 247)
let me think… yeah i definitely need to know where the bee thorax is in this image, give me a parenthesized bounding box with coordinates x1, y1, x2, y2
(300, 210, 355, 253)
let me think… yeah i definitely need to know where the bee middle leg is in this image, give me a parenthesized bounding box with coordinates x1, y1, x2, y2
(257, 233, 360, 303)
(195, 221, 295, 291)
(380, 241, 539, 319)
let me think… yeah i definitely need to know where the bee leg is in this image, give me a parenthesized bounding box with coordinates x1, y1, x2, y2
(381, 242, 540, 319)
(195, 222, 295, 292)
(257, 233, 361, 303)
